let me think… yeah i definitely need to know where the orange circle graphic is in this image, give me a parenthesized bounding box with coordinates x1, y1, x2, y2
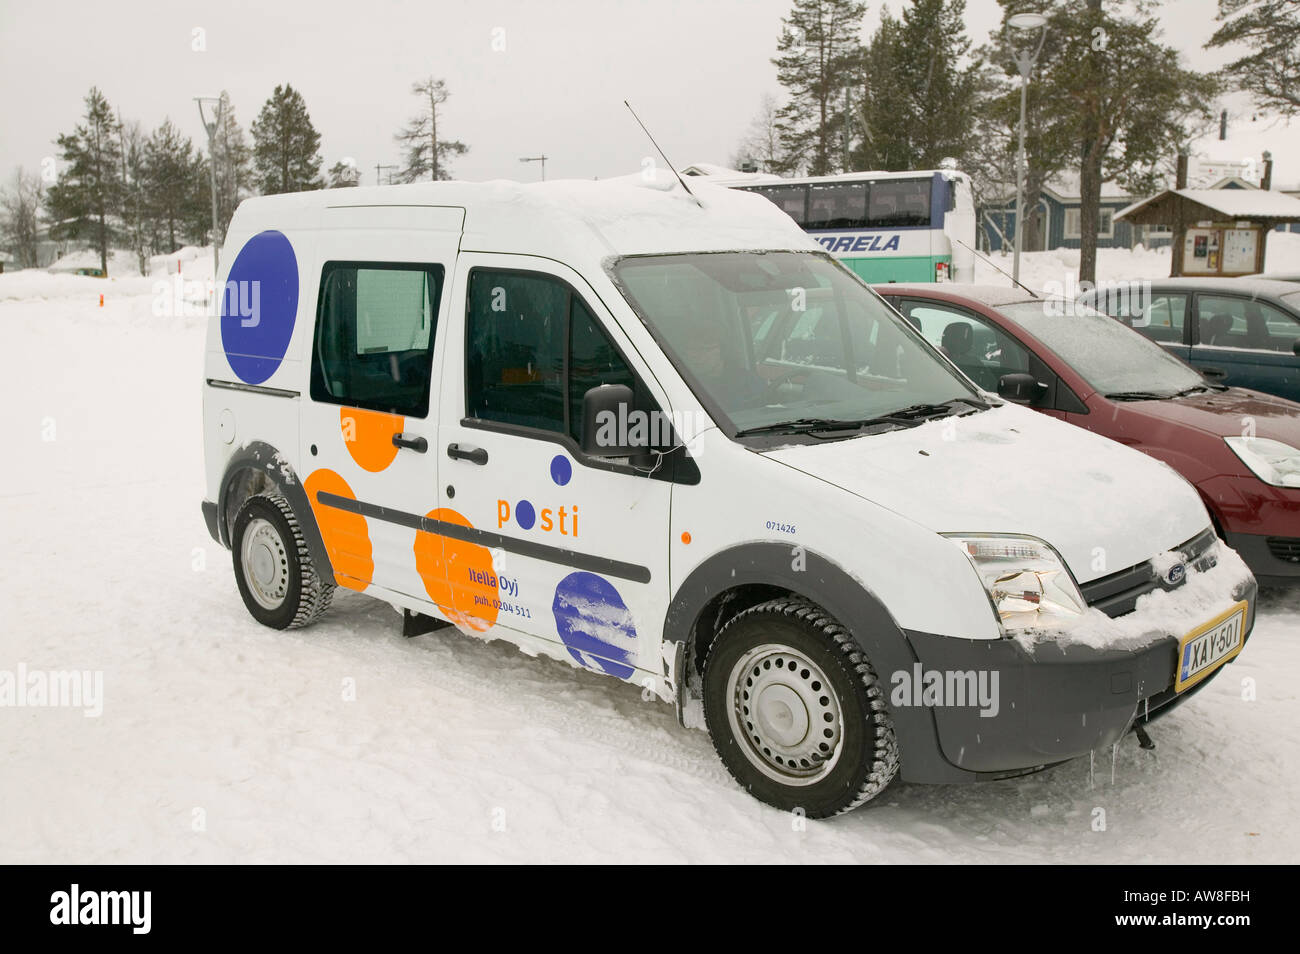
(413, 508, 499, 633)
(303, 468, 373, 591)
(341, 406, 404, 472)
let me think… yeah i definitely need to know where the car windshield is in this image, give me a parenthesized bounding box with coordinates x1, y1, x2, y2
(1001, 301, 1206, 396)
(609, 251, 985, 435)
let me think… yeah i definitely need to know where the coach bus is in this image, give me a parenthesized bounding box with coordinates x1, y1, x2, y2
(702, 169, 976, 284)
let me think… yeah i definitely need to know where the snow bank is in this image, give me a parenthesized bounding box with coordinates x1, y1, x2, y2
(973, 230, 1300, 292)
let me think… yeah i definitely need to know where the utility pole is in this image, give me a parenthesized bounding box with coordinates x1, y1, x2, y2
(195, 96, 224, 278)
(1005, 13, 1048, 285)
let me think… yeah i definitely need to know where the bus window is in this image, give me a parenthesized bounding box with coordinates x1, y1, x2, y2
(868, 180, 931, 228)
(751, 185, 808, 227)
(807, 182, 868, 229)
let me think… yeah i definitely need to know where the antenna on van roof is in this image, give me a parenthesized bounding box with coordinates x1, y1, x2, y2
(954, 239, 1038, 298)
(623, 100, 704, 208)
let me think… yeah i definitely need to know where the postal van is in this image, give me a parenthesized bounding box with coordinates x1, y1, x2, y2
(202, 176, 1256, 816)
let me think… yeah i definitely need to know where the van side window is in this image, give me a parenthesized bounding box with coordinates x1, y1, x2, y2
(466, 269, 636, 443)
(310, 262, 443, 417)
(569, 297, 635, 442)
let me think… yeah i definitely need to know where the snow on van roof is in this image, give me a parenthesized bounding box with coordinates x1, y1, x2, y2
(232, 173, 818, 262)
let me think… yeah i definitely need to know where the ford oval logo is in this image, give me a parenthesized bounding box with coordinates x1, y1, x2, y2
(1163, 562, 1187, 586)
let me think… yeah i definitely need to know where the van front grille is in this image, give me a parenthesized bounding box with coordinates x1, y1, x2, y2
(1078, 527, 1218, 619)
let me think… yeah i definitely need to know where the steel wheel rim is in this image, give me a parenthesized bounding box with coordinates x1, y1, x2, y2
(726, 642, 844, 786)
(242, 517, 289, 610)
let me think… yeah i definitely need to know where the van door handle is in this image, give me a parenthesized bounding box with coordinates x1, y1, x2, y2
(392, 433, 428, 453)
(447, 443, 489, 465)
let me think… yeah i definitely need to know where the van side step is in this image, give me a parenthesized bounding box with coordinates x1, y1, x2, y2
(402, 609, 453, 638)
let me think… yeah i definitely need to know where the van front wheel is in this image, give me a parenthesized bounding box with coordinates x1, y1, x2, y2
(703, 597, 899, 817)
(232, 493, 334, 630)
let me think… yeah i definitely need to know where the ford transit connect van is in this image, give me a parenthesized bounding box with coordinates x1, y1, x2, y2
(202, 176, 1256, 816)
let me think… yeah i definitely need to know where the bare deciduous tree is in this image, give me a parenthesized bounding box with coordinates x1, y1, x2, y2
(0, 167, 44, 269)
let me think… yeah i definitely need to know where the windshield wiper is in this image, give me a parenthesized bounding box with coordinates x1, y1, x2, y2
(734, 417, 915, 437)
(1171, 385, 1212, 397)
(881, 396, 993, 419)
(1105, 390, 1170, 401)
(734, 398, 989, 438)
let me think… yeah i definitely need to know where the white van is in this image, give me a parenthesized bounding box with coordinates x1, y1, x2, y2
(202, 175, 1256, 816)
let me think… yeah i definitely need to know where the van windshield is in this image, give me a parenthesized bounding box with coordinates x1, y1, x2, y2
(609, 251, 985, 436)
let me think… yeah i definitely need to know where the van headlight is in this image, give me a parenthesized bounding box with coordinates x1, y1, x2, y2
(945, 534, 1088, 632)
(1224, 437, 1300, 489)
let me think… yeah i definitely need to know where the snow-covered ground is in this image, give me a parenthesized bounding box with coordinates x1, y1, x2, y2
(1, 250, 1297, 863)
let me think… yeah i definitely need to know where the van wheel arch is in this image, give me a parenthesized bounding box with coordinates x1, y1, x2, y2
(664, 543, 953, 783)
(217, 441, 333, 583)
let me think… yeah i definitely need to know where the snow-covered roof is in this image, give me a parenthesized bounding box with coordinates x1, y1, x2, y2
(1116, 188, 1300, 223)
(229, 174, 817, 263)
(679, 162, 748, 177)
(982, 175, 1135, 205)
(1187, 110, 1300, 192)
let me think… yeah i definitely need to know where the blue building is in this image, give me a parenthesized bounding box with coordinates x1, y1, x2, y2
(977, 176, 1171, 253)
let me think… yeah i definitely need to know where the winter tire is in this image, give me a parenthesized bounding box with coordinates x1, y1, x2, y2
(232, 492, 334, 630)
(703, 597, 899, 817)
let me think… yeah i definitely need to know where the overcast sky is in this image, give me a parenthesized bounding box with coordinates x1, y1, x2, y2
(0, 0, 1260, 186)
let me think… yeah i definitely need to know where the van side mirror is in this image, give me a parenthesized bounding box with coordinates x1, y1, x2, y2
(581, 384, 639, 457)
(998, 373, 1045, 405)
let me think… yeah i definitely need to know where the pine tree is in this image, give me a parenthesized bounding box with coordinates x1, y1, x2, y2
(45, 87, 124, 275)
(989, 0, 1216, 283)
(855, 1, 982, 171)
(146, 119, 206, 253)
(897, 0, 982, 166)
(771, 0, 867, 176)
(855, 8, 913, 170)
(251, 84, 324, 195)
(394, 78, 469, 182)
(1207, 0, 1300, 114)
(0, 168, 44, 269)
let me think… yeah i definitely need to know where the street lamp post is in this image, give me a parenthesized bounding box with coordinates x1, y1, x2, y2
(1006, 13, 1048, 285)
(519, 155, 548, 181)
(195, 96, 224, 280)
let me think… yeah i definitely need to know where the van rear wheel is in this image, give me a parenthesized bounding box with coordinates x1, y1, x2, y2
(703, 597, 899, 817)
(232, 492, 334, 630)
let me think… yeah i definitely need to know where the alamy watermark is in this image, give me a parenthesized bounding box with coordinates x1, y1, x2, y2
(0, 663, 103, 717)
(1039, 277, 1152, 322)
(890, 664, 1000, 718)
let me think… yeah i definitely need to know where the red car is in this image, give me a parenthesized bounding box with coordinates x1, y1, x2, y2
(874, 283, 1300, 584)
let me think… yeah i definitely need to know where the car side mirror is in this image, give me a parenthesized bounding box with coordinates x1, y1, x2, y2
(998, 373, 1046, 405)
(1201, 366, 1228, 381)
(581, 384, 640, 457)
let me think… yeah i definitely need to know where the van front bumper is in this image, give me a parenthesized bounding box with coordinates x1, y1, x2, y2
(900, 567, 1257, 777)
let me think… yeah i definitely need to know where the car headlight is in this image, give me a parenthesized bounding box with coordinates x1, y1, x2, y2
(945, 534, 1088, 633)
(1225, 437, 1300, 489)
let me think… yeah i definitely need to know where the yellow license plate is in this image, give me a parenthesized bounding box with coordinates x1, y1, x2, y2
(1174, 600, 1247, 693)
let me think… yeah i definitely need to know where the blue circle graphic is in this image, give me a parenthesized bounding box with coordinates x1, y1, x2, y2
(515, 499, 536, 530)
(220, 230, 299, 384)
(550, 454, 572, 486)
(552, 572, 637, 679)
